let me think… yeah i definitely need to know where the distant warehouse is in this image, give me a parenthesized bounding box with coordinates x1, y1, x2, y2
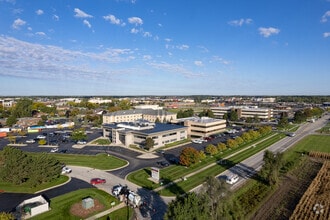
(103, 120, 187, 149)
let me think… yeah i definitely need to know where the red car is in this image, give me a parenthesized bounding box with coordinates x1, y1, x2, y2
(90, 178, 106, 185)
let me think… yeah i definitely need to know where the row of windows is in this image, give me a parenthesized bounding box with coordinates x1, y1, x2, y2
(162, 132, 177, 137)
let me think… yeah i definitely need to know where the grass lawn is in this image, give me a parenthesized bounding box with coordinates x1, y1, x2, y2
(128, 132, 285, 194)
(0, 175, 69, 193)
(282, 134, 330, 166)
(31, 153, 127, 170)
(99, 206, 134, 220)
(31, 188, 118, 220)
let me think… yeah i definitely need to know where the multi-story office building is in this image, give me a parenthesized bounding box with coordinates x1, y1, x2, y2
(171, 117, 227, 138)
(210, 106, 273, 121)
(103, 109, 177, 124)
(103, 120, 187, 148)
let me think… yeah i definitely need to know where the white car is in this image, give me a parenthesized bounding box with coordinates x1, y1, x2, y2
(61, 166, 72, 174)
(77, 140, 87, 145)
(36, 135, 46, 139)
(50, 148, 59, 153)
(192, 139, 203, 144)
(26, 139, 36, 143)
(226, 174, 239, 185)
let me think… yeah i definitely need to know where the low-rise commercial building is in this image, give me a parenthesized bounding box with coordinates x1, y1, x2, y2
(171, 117, 227, 138)
(103, 120, 187, 148)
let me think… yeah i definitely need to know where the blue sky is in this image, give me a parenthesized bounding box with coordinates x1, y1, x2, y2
(0, 0, 329, 96)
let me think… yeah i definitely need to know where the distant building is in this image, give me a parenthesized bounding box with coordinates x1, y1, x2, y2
(171, 116, 227, 138)
(103, 109, 176, 124)
(210, 106, 273, 121)
(134, 105, 163, 110)
(0, 98, 15, 108)
(103, 119, 187, 148)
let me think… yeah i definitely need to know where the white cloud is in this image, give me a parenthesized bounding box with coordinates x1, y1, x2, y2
(130, 28, 139, 34)
(12, 8, 23, 14)
(213, 56, 230, 65)
(177, 44, 189, 50)
(0, 36, 135, 82)
(323, 32, 330, 38)
(321, 11, 330, 23)
(194, 61, 203, 66)
(103, 14, 125, 26)
(258, 27, 280, 37)
(164, 38, 172, 42)
(148, 61, 203, 78)
(143, 32, 152, 37)
(35, 32, 46, 36)
(128, 17, 143, 25)
(74, 8, 93, 18)
(53, 15, 59, 21)
(12, 18, 26, 29)
(36, 9, 44, 15)
(228, 18, 253, 26)
(83, 19, 92, 28)
(143, 55, 152, 60)
(27, 27, 32, 31)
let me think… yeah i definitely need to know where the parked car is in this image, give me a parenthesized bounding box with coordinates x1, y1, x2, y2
(90, 178, 106, 185)
(26, 139, 35, 143)
(61, 166, 72, 174)
(59, 149, 68, 153)
(192, 139, 203, 144)
(50, 148, 59, 153)
(157, 161, 170, 167)
(77, 140, 87, 144)
(36, 135, 46, 139)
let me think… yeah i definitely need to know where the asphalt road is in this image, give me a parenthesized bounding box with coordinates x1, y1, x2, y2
(213, 115, 330, 191)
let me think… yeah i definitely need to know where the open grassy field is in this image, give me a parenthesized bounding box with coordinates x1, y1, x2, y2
(31, 188, 119, 220)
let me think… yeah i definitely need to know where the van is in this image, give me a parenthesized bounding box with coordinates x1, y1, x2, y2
(226, 174, 239, 185)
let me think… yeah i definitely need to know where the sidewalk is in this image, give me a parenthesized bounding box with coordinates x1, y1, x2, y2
(85, 202, 126, 220)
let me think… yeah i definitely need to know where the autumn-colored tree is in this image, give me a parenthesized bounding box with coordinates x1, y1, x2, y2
(179, 147, 201, 167)
(226, 139, 238, 149)
(217, 142, 227, 152)
(241, 132, 251, 142)
(235, 136, 244, 145)
(199, 150, 206, 160)
(0, 212, 14, 220)
(205, 144, 218, 155)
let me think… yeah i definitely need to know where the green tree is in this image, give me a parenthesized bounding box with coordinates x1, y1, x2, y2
(145, 137, 155, 150)
(199, 150, 206, 160)
(164, 192, 209, 220)
(278, 116, 289, 128)
(260, 150, 283, 186)
(179, 147, 200, 167)
(26, 153, 61, 187)
(199, 109, 215, 118)
(235, 136, 244, 145)
(11, 98, 33, 118)
(200, 176, 230, 219)
(71, 128, 87, 142)
(229, 110, 238, 121)
(6, 115, 17, 127)
(0, 146, 30, 185)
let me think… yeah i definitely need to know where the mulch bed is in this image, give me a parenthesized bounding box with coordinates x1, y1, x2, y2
(70, 198, 105, 218)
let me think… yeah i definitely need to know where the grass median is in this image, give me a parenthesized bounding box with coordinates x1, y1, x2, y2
(127, 132, 285, 194)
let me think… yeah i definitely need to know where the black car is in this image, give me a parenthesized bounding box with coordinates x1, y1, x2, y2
(59, 149, 68, 153)
(157, 161, 170, 167)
